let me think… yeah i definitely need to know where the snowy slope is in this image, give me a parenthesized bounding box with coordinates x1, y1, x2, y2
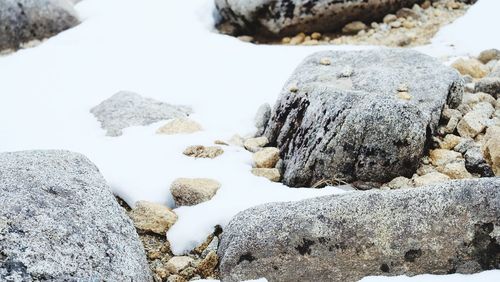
(0, 2, 499, 281)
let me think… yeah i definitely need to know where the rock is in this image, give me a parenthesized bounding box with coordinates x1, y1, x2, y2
(439, 134, 461, 150)
(342, 21, 367, 34)
(202, 236, 220, 258)
(383, 14, 398, 24)
(214, 0, 424, 37)
(383, 176, 412, 189)
(253, 147, 280, 168)
(91, 91, 191, 136)
(454, 138, 474, 155)
(396, 7, 420, 19)
(483, 126, 500, 175)
(251, 168, 281, 182)
(0, 0, 79, 51)
(183, 145, 224, 159)
(412, 171, 450, 187)
(490, 62, 500, 78)
(464, 147, 495, 177)
(128, 201, 177, 235)
(254, 103, 272, 136)
(167, 274, 187, 282)
(438, 161, 473, 179)
(156, 118, 202, 135)
(196, 251, 218, 278)
(457, 111, 490, 138)
(451, 58, 489, 79)
(228, 134, 245, 147)
(0, 150, 152, 281)
(170, 178, 221, 207)
(475, 77, 500, 98)
(166, 256, 194, 274)
(244, 137, 269, 153)
(218, 178, 500, 282)
(264, 49, 463, 186)
(478, 49, 500, 64)
(462, 92, 497, 107)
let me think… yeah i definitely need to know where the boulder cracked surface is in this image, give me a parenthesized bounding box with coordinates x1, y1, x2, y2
(0, 0, 79, 51)
(0, 150, 152, 281)
(218, 178, 500, 282)
(214, 0, 426, 37)
(264, 49, 463, 187)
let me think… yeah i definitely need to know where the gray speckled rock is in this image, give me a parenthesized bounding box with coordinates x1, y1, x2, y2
(218, 178, 500, 282)
(254, 103, 272, 137)
(0, 150, 152, 282)
(214, 0, 425, 37)
(0, 0, 79, 51)
(264, 49, 463, 187)
(475, 77, 500, 99)
(91, 91, 192, 136)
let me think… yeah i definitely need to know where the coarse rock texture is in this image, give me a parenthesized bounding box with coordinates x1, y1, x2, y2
(170, 178, 221, 207)
(218, 178, 500, 282)
(254, 103, 272, 137)
(0, 0, 79, 52)
(264, 49, 463, 187)
(478, 49, 500, 64)
(214, 0, 425, 37)
(475, 77, 500, 98)
(91, 91, 192, 136)
(244, 136, 269, 153)
(252, 147, 280, 168)
(251, 168, 281, 182)
(234, 1, 470, 48)
(483, 126, 500, 176)
(183, 145, 224, 159)
(0, 150, 152, 281)
(157, 118, 203, 135)
(128, 201, 177, 235)
(451, 58, 489, 79)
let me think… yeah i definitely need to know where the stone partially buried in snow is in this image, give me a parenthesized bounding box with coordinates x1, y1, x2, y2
(214, 0, 425, 37)
(264, 49, 463, 187)
(218, 178, 500, 282)
(170, 178, 221, 207)
(90, 91, 192, 136)
(0, 150, 152, 281)
(0, 0, 79, 51)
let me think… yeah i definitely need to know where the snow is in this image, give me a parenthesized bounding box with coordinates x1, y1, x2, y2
(0, 0, 499, 280)
(361, 270, 500, 282)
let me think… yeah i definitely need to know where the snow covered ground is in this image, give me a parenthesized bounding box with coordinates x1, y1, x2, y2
(1, 0, 499, 280)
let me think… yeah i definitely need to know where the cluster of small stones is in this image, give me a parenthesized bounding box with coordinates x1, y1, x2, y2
(239, 0, 469, 48)
(382, 48, 500, 190)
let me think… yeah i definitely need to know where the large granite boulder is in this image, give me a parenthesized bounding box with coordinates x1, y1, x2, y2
(0, 0, 79, 51)
(218, 178, 500, 282)
(263, 49, 463, 187)
(214, 0, 425, 37)
(0, 150, 152, 281)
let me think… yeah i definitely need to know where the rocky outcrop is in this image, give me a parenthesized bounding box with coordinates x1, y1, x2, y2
(214, 0, 426, 37)
(218, 178, 500, 282)
(0, 150, 152, 281)
(91, 91, 192, 136)
(263, 49, 463, 187)
(0, 0, 79, 51)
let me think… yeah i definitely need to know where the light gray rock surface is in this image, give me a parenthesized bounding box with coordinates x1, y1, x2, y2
(214, 0, 425, 37)
(475, 77, 500, 98)
(0, 150, 152, 281)
(264, 49, 463, 187)
(91, 91, 192, 136)
(0, 0, 79, 51)
(218, 178, 500, 282)
(254, 103, 271, 137)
